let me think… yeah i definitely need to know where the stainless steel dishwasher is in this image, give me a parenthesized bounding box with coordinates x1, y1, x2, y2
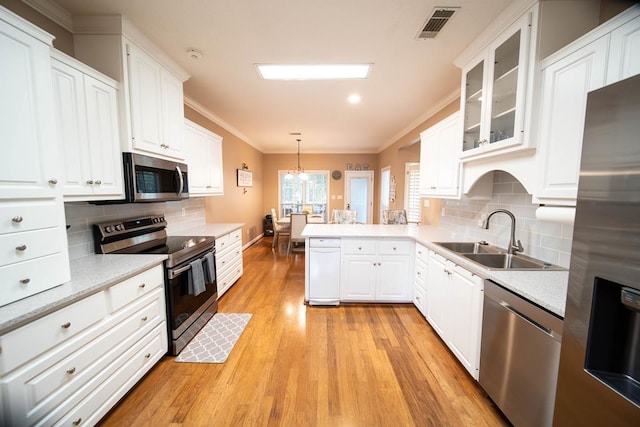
(480, 280, 563, 427)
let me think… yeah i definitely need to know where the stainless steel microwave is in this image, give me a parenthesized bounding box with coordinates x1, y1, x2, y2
(122, 152, 189, 203)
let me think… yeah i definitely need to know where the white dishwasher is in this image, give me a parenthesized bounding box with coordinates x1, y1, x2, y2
(308, 238, 341, 305)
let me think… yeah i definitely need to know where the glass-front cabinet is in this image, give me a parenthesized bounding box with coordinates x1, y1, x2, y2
(460, 12, 532, 160)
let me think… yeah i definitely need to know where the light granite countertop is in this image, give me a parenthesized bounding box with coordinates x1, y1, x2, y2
(302, 224, 569, 318)
(0, 254, 167, 334)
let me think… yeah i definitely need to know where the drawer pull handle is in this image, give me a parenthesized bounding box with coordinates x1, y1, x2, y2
(145, 353, 151, 359)
(139, 283, 146, 288)
(49, 178, 58, 185)
(20, 278, 30, 284)
(61, 322, 71, 329)
(86, 180, 94, 184)
(16, 244, 27, 251)
(66, 367, 76, 375)
(11, 216, 23, 223)
(141, 316, 148, 322)
(72, 418, 82, 425)
(393, 247, 397, 250)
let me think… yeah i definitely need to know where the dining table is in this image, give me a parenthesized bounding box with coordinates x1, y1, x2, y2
(276, 214, 326, 225)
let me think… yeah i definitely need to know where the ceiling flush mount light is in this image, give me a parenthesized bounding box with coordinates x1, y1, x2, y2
(257, 64, 371, 80)
(348, 94, 361, 104)
(186, 48, 203, 60)
(285, 139, 308, 181)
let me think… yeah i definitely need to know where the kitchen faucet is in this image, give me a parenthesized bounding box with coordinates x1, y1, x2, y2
(482, 209, 524, 255)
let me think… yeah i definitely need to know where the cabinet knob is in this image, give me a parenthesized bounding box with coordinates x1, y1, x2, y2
(393, 246, 397, 250)
(206, 185, 211, 188)
(66, 367, 76, 375)
(15, 244, 27, 251)
(72, 418, 82, 426)
(141, 316, 148, 322)
(86, 180, 94, 185)
(48, 178, 58, 185)
(95, 180, 102, 185)
(61, 322, 71, 329)
(145, 353, 151, 359)
(11, 216, 23, 223)
(139, 283, 146, 288)
(20, 278, 30, 284)
(358, 246, 362, 250)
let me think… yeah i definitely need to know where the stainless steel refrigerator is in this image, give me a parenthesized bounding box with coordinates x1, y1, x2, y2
(554, 73, 640, 425)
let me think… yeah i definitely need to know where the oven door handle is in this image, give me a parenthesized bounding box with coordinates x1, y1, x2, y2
(168, 252, 212, 279)
(176, 165, 184, 197)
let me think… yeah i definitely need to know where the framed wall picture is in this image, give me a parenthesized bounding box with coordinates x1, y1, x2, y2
(237, 169, 253, 187)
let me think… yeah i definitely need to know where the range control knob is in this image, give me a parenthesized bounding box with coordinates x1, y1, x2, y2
(104, 226, 114, 233)
(115, 224, 124, 231)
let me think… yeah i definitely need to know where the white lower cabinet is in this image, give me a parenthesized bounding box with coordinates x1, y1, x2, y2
(0, 265, 167, 426)
(426, 252, 484, 380)
(341, 238, 413, 302)
(216, 227, 243, 298)
(413, 243, 429, 317)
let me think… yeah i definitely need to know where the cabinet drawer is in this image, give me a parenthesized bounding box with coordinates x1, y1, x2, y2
(228, 228, 242, 244)
(40, 323, 167, 427)
(1, 289, 165, 426)
(105, 265, 164, 313)
(0, 292, 106, 375)
(377, 239, 411, 255)
(0, 252, 68, 307)
(0, 200, 60, 235)
(216, 239, 241, 272)
(415, 243, 429, 264)
(342, 239, 376, 255)
(0, 227, 64, 267)
(215, 233, 231, 252)
(415, 260, 427, 290)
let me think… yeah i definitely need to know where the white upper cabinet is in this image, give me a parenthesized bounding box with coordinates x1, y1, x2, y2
(534, 5, 640, 206)
(459, 10, 533, 161)
(0, 9, 60, 199)
(51, 50, 123, 200)
(73, 16, 189, 161)
(184, 119, 224, 196)
(420, 112, 462, 198)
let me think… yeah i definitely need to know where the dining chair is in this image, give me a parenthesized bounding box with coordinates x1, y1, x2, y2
(288, 213, 308, 255)
(331, 209, 358, 224)
(271, 208, 290, 249)
(382, 209, 408, 224)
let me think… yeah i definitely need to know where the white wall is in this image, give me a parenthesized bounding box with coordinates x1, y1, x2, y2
(439, 171, 574, 268)
(65, 197, 206, 260)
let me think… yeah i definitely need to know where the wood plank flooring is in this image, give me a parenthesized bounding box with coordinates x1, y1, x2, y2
(99, 238, 508, 426)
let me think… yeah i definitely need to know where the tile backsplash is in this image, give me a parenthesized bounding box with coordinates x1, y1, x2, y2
(438, 171, 574, 268)
(65, 197, 206, 260)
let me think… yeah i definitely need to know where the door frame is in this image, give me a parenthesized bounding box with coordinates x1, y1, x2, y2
(344, 170, 374, 224)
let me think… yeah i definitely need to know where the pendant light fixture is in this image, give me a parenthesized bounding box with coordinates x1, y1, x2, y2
(285, 139, 308, 180)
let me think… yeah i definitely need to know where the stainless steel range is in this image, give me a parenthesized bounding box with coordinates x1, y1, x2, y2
(94, 215, 218, 355)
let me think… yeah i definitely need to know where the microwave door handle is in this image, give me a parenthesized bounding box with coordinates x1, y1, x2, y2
(175, 165, 184, 197)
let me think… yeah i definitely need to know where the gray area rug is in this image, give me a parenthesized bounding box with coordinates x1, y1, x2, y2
(175, 313, 252, 363)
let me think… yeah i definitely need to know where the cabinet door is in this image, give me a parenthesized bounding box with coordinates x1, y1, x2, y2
(461, 56, 486, 152)
(420, 112, 461, 198)
(127, 43, 163, 154)
(184, 120, 224, 195)
(376, 255, 411, 302)
(0, 19, 59, 198)
(426, 254, 449, 337)
(51, 58, 91, 196)
(607, 14, 640, 85)
(340, 256, 376, 301)
(535, 37, 608, 204)
(447, 266, 484, 379)
(84, 75, 123, 197)
(160, 69, 185, 159)
(209, 134, 224, 194)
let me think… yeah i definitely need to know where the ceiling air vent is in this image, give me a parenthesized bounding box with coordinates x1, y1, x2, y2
(416, 7, 459, 39)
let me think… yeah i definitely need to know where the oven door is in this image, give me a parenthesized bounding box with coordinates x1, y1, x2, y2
(166, 248, 217, 354)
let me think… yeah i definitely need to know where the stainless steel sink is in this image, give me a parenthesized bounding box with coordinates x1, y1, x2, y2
(463, 253, 566, 271)
(434, 241, 503, 254)
(433, 241, 566, 271)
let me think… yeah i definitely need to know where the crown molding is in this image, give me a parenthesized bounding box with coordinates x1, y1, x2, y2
(22, 0, 73, 32)
(183, 96, 262, 152)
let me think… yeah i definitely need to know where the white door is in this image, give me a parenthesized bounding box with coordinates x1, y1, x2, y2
(344, 170, 373, 224)
(380, 166, 390, 220)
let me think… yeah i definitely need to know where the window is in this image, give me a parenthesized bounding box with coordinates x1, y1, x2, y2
(278, 171, 329, 219)
(405, 163, 421, 223)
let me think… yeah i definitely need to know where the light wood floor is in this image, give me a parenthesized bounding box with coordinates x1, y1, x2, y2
(99, 238, 508, 426)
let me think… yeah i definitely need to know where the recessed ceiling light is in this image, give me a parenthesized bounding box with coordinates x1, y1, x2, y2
(256, 64, 371, 80)
(186, 48, 203, 60)
(348, 94, 361, 104)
